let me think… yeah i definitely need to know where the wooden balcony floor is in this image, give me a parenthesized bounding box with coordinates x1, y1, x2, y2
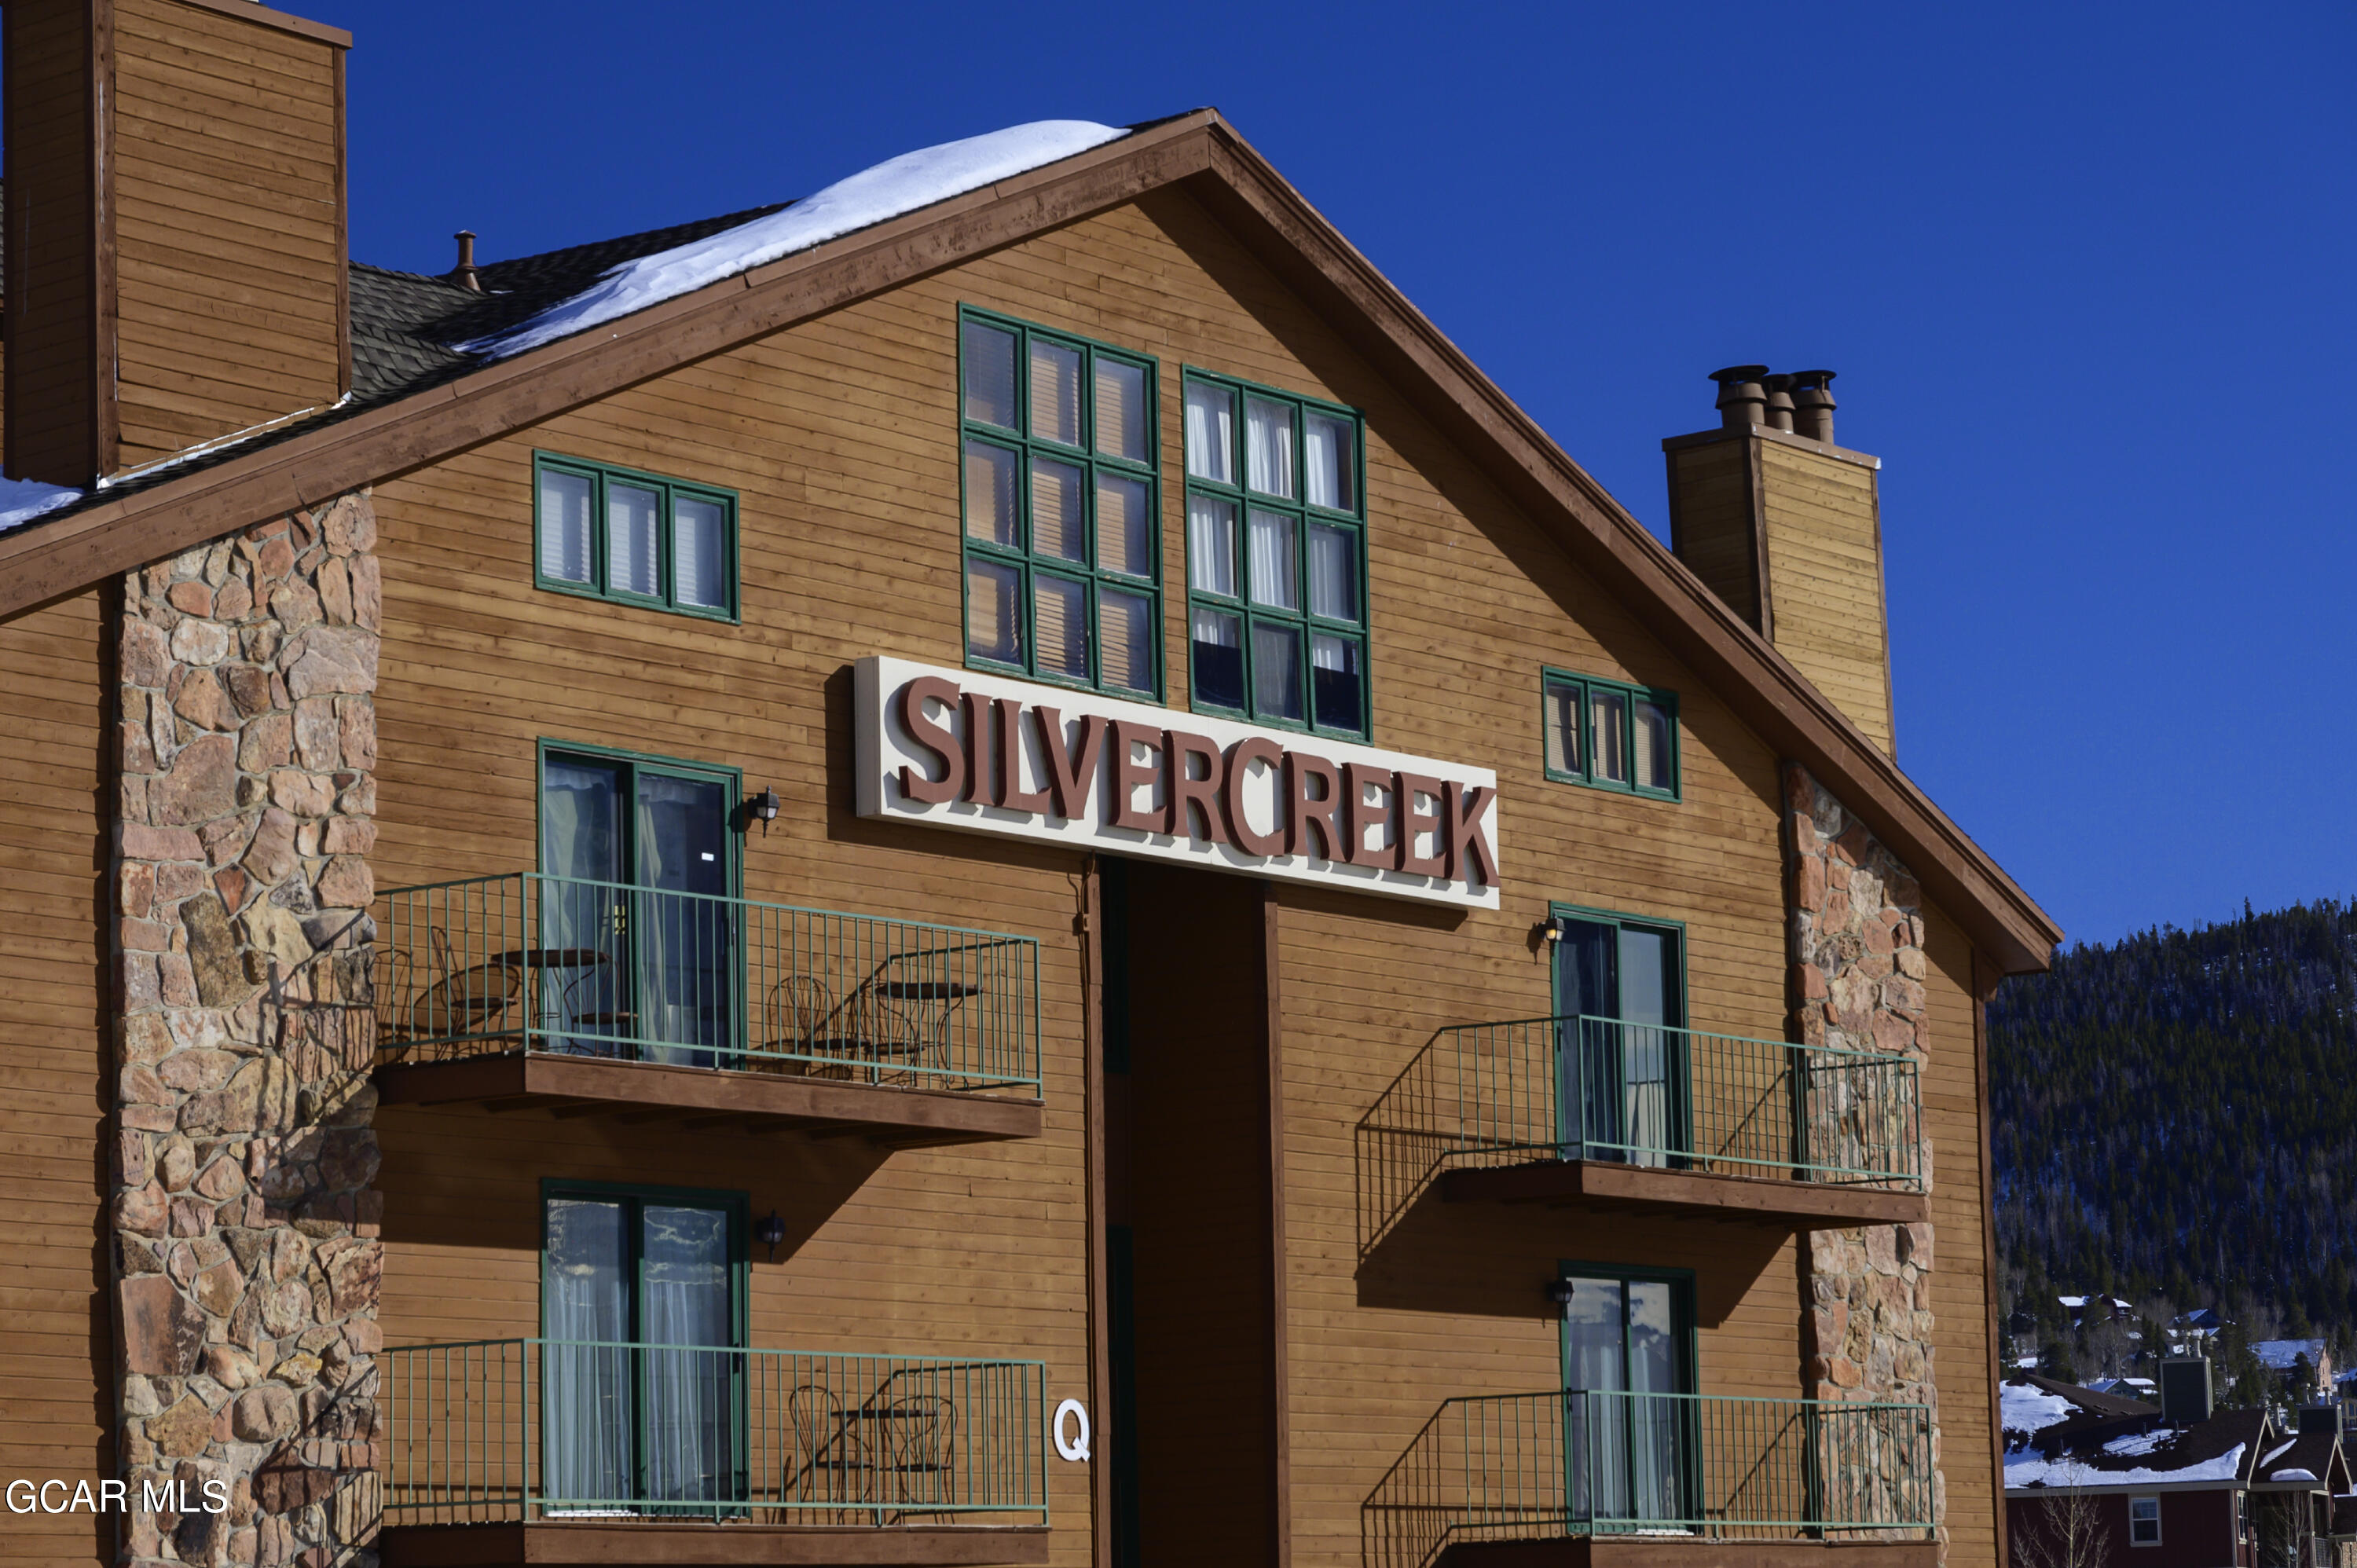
(379, 1521, 1050, 1566)
(1439, 1537, 1937, 1568)
(1438, 1158, 1929, 1229)
(372, 1052, 1043, 1149)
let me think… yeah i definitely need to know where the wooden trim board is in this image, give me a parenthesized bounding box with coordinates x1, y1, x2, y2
(373, 1052, 1043, 1147)
(1437, 1160, 1930, 1229)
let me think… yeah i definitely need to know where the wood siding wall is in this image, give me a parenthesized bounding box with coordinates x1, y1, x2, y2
(0, 587, 115, 1568)
(109, 0, 345, 470)
(1666, 437, 1761, 631)
(1756, 441, 1894, 754)
(360, 188, 2000, 1566)
(1926, 907, 1998, 1561)
(4, 0, 104, 485)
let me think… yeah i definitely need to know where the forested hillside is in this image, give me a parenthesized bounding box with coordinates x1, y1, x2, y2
(1989, 899, 2357, 1379)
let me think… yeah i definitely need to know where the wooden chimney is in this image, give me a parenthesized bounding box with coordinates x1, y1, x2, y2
(4, 0, 350, 487)
(1663, 366, 1897, 757)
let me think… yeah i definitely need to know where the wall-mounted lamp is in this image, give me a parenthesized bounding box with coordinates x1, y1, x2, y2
(1538, 916, 1567, 943)
(748, 786, 782, 837)
(1544, 1280, 1574, 1306)
(756, 1210, 787, 1262)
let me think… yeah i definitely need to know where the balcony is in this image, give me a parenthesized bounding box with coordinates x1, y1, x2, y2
(372, 874, 1043, 1147)
(1360, 1017, 1926, 1246)
(1363, 1390, 1934, 1568)
(379, 1339, 1050, 1566)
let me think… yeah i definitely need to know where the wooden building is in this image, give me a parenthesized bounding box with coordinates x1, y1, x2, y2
(0, 4, 2059, 1568)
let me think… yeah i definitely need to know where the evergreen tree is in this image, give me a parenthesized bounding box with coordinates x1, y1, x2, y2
(1991, 898, 2357, 1383)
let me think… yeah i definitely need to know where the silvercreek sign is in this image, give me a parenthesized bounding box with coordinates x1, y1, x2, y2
(853, 657, 1501, 909)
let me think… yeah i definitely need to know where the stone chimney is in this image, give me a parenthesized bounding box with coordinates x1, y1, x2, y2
(1663, 365, 1896, 756)
(4, 0, 351, 486)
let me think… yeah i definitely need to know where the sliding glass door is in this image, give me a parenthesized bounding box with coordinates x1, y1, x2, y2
(543, 1185, 746, 1514)
(1560, 1269, 1692, 1527)
(1552, 910, 1687, 1165)
(540, 748, 736, 1067)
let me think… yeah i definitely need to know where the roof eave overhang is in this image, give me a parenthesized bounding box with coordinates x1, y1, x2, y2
(0, 109, 2060, 973)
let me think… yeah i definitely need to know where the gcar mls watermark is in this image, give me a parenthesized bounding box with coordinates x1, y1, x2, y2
(5, 1478, 228, 1515)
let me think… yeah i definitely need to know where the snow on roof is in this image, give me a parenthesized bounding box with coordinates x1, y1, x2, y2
(2267, 1440, 2300, 1465)
(2255, 1339, 2328, 1370)
(0, 478, 86, 533)
(2276, 1469, 2321, 1482)
(2007, 1445, 2248, 1489)
(2003, 1383, 2082, 1439)
(464, 119, 1128, 358)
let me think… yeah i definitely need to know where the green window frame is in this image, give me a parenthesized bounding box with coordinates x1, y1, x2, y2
(1181, 368, 1370, 739)
(538, 1178, 751, 1343)
(533, 451, 740, 621)
(1541, 668, 1680, 800)
(957, 306, 1162, 699)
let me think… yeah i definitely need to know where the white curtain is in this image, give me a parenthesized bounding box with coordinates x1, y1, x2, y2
(1307, 522, 1355, 622)
(1184, 383, 1234, 482)
(540, 471, 594, 584)
(965, 559, 1021, 664)
(642, 1206, 734, 1505)
(1633, 700, 1670, 791)
(1304, 413, 1353, 511)
(545, 1200, 632, 1508)
(607, 483, 660, 597)
(1250, 623, 1302, 721)
(673, 497, 724, 611)
(1245, 397, 1293, 497)
(1248, 510, 1297, 610)
(1187, 496, 1237, 597)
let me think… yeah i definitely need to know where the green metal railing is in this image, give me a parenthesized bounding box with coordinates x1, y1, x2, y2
(383, 1339, 1048, 1528)
(375, 873, 1039, 1094)
(1359, 1015, 1920, 1244)
(1362, 1390, 1934, 1568)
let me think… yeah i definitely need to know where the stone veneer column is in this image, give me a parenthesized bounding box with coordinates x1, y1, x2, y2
(112, 493, 384, 1568)
(1781, 763, 1945, 1543)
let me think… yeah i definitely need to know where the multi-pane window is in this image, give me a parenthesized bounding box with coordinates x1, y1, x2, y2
(1542, 669, 1679, 800)
(1182, 370, 1368, 738)
(2129, 1498, 2161, 1546)
(959, 309, 1160, 698)
(534, 453, 737, 620)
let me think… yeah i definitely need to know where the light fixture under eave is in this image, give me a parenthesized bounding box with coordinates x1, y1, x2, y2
(749, 786, 782, 837)
(756, 1210, 787, 1262)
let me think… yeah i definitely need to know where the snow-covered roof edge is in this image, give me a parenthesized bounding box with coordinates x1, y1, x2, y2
(460, 120, 1130, 359)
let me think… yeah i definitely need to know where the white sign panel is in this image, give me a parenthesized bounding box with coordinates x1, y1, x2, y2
(853, 656, 1500, 909)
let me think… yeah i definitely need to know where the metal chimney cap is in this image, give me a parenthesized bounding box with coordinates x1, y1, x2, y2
(1708, 365, 1770, 386)
(1788, 369, 1838, 392)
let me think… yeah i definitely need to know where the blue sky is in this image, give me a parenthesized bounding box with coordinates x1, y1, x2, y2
(321, 1, 2355, 950)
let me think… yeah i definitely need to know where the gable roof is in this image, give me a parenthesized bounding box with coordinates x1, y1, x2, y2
(2004, 1373, 2264, 1491)
(0, 110, 2061, 972)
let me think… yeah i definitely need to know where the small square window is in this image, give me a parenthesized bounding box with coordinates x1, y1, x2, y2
(533, 454, 738, 621)
(2130, 1497, 2161, 1546)
(1543, 668, 1680, 800)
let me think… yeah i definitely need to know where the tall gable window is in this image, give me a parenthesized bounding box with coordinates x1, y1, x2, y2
(535, 452, 738, 621)
(959, 308, 1160, 698)
(1542, 668, 1680, 800)
(1182, 370, 1367, 738)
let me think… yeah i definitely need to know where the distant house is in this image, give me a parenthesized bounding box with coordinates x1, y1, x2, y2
(2004, 1372, 2348, 1568)
(2089, 1376, 2161, 1401)
(2254, 1340, 2337, 1399)
(2170, 1309, 2229, 1357)
(2062, 1294, 2139, 1331)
